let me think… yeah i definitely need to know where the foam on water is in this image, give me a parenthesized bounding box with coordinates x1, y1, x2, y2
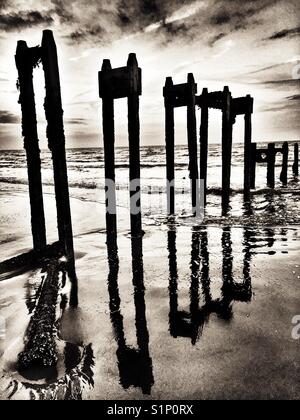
(0, 142, 299, 227)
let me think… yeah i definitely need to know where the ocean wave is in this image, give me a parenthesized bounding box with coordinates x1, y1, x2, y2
(1, 176, 299, 197)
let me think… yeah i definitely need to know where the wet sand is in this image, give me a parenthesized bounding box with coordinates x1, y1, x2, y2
(0, 192, 300, 400)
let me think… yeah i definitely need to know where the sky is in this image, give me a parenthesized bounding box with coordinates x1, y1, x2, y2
(0, 0, 299, 149)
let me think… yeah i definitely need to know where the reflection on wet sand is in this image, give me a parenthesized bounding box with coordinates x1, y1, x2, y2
(241, 189, 297, 226)
(244, 226, 291, 256)
(3, 222, 296, 399)
(106, 233, 154, 395)
(168, 220, 295, 348)
(168, 225, 252, 345)
(6, 265, 94, 400)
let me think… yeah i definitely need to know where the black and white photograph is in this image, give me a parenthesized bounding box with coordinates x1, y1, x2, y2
(0, 0, 299, 403)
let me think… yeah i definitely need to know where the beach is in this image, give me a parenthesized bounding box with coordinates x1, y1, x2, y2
(0, 143, 300, 399)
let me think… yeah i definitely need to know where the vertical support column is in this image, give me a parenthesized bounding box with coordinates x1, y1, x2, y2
(186, 73, 200, 216)
(15, 41, 46, 252)
(267, 143, 276, 188)
(293, 143, 299, 177)
(250, 143, 257, 189)
(199, 88, 209, 206)
(244, 95, 253, 201)
(41, 30, 74, 266)
(222, 86, 233, 213)
(127, 53, 142, 236)
(100, 59, 117, 240)
(280, 141, 288, 185)
(164, 77, 175, 215)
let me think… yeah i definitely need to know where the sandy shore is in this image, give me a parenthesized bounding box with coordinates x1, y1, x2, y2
(0, 191, 299, 399)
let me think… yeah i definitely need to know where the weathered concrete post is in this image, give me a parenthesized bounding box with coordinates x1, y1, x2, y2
(222, 86, 233, 212)
(164, 77, 175, 215)
(186, 73, 200, 215)
(41, 30, 74, 266)
(244, 95, 253, 201)
(15, 41, 47, 252)
(127, 54, 142, 236)
(199, 88, 209, 206)
(293, 143, 299, 176)
(280, 141, 289, 185)
(267, 143, 276, 188)
(100, 59, 117, 239)
(250, 143, 257, 189)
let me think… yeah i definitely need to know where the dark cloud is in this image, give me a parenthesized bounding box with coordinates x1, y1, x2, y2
(210, 10, 239, 26)
(209, 32, 226, 47)
(265, 26, 300, 41)
(159, 19, 194, 39)
(0, 0, 10, 10)
(117, 0, 182, 27)
(50, 0, 74, 24)
(65, 117, 87, 125)
(143, 0, 280, 46)
(55, 0, 198, 44)
(261, 79, 300, 86)
(140, 0, 160, 17)
(286, 94, 300, 101)
(0, 0, 287, 48)
(66, 26, 107, 43)
(209, 0, 278, 32)
(0, 11, 54, 32)
(252, 79, 300, 93)
(0, 111, 19, 124)
(237, 61, 300, 89)
(245, 63, 286, 76)
(260, 94, 300, 113)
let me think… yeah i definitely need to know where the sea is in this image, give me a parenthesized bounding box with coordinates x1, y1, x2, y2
(0, 142, 299, 227)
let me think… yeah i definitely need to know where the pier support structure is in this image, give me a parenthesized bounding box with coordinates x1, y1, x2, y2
(250, 142, 290, 189)
(163, 74, 200, 216)
(12, 30, 75, 271)
(293, 143, 299, 177)
(99, 54, 142, 237)
(196, 89, 254, 212)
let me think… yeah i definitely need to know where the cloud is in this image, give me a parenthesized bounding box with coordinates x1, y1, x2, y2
(258, 79, 300, 88)
(0, 0, 286, 48)
(260, 94, 300, 113)
(64, 117, 87, 125)
(245, 63, 286, 76)
(0, 110, 19, 124)
(0, 0, 10, 11)
(265, 26, 300, 41)
(209, 0, 277, 31)
(209, 32, 226, 47)
(50, 0, 74, 24)
(66, 26, 107, 43)
(0, 11, 54, 32)
(287, 94, 300, 101)
(235, 61, 300, 91)
(140, 0, 281, 46)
